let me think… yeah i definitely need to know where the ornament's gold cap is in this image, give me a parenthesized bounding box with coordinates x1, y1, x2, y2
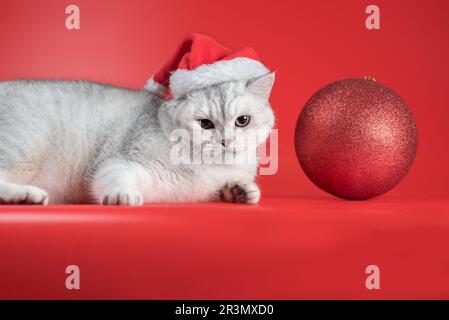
(364, 76, 377, 82)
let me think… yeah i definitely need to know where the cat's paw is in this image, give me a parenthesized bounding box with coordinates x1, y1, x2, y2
(101, 188, 143, 206)
(221, 181, 261, 204)
(0, 184, 49, 205)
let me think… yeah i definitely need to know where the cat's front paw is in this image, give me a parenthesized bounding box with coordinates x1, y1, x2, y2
(0, 184, 49, 205)
(222, 181, 261, 204)
(101, 188, 143, 207)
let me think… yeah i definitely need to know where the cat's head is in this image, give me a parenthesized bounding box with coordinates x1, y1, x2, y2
(159, 73, 275, 164)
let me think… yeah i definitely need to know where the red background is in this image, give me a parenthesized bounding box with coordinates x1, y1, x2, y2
(1, 0, 449, 299)
(1, 0, 448, 198)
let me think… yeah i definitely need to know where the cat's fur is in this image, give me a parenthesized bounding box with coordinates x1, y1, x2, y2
(0, 74, 275, 205)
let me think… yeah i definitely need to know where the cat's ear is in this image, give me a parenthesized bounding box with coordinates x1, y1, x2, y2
(247, 72, 275, 100)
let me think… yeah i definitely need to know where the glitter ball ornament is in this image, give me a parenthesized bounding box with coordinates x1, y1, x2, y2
(295, 78, 417, 200)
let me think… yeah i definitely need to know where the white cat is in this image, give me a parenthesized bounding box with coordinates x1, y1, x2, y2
(0, 73, 275, 205)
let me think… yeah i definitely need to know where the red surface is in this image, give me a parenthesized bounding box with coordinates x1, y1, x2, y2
(1, 198, 449, 299)
(1, 0, 449, 299)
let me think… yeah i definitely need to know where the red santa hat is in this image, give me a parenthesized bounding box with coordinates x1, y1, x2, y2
(145, 33, 270, 99)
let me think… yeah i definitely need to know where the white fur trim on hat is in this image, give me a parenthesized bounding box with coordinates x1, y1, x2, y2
(170, 57, 269, 98)
(150, 57, 269, 99)
(144, 77, 167, 97)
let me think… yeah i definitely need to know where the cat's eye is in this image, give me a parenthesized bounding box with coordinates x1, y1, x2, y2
(235, 115, 251, 127)
(199, 119, 215, 130)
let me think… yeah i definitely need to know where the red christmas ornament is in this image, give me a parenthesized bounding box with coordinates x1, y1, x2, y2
(295, 78, 417, 200)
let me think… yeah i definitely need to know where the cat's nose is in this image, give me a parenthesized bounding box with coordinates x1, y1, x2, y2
(221, 139, 231, 147)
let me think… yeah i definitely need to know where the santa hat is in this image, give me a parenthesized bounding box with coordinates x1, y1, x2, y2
(145, 33, 270, 99)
